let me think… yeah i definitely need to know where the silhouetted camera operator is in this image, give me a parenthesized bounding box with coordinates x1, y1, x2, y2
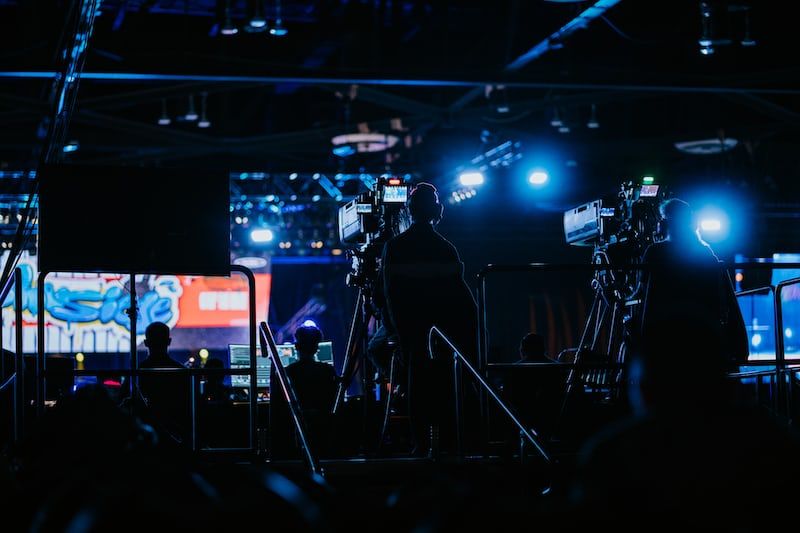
(382, 183, 477, 455)
(640, 199, 748, 367)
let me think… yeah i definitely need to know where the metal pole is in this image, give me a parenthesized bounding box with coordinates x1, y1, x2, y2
(129, 273, 137, 414)
(232, 265, 259, 455)
(14, 268, 23, 441)
(477, 275, 489, 456)
(36, 271, 46, 416)
(453, 352, 463, 458)
(775, 284, 786, 416)
(190, 374, 197, 452)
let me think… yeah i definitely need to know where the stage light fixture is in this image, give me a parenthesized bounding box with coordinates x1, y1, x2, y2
(459, 171, 485, 187)
(528, 170, 549, 186)
(251, 228, 274, 243)
(199, 348, 209, 360)
(302, 319, 317, 328)
(312, 195, 321, 202)
(642, 176, 655, 184)
(221, 0, 238, 35)
(197, 92, 211, 128)
(62, 141, 80, 153)
(741, 10, 756, 47)
(184, 94, 198, 121)
(586, 103, 599, 129)
(558, 126, 570, 134)
(698, 1, 714, 56)
(248, 0, 267, 30)
(289, 173, 298, 180)
(269, 0, 288, 36)
(75, 353, 85, 363)
(158, 98, 171, 125)
(549, 108, 563, 127)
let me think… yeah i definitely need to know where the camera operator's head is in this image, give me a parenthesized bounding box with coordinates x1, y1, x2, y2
(408, 182, 443, 225)
(659, 198, 697, 243)
(294, 324, 323, 361)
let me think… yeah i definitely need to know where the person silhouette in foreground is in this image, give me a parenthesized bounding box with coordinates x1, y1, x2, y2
(138, 321, 190, 441)
(640, 198, 748, 368)
(382, 182, 478, 456)
(572, 313, 800, 530)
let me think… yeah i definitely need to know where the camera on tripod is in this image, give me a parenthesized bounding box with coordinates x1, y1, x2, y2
(564, 180, 667, 299)
(337, 175, 411, 288)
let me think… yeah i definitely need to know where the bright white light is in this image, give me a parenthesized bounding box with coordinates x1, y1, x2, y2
(199, 348, 209, 359)
(157, 117, 171, 126)
(249, 18, 267, 28)
(700, 218, 722, 232)
(458, 172, 484, 187)
(528, 170, 549, 186)
(198, 119, 211, 128)
(751, 333, 762, 348)
(786, 328, 794, 339)
(302, 319, 318, 328)
(250, 228, 274, 243)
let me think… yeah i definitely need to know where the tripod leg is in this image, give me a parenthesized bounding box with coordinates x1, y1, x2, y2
(559, 290, 606, 422)
(333, 289, 365, 414)
(378, 350, 398, 452)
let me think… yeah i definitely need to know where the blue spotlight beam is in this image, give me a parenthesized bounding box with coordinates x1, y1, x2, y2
(2, 71, 800, 96)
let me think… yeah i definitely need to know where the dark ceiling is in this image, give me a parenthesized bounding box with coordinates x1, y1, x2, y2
(0, 0, 798, 255)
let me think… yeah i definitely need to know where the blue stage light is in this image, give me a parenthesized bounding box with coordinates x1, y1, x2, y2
(459, 171, 485, 187)
(250, 228, 274, 243)
(700, 218, 722, 232)
(302, 319, 317, 328)
(528, 170, 549, 186)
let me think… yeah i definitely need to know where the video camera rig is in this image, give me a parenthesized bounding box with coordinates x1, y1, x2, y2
(564, 180, 668, 300)
(337, 175, 411, 290)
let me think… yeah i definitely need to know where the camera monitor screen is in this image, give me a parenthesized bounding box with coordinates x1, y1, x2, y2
(382, 185, 408, 203)
(640, 185, 660, 198)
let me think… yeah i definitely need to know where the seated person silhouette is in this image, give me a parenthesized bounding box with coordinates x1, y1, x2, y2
(271, 324, 337, 457)
(516, 333, 554, 364)
(138, 322, 190, 442)
(640, 198, 748, 368)
(202, 357, 231, 403)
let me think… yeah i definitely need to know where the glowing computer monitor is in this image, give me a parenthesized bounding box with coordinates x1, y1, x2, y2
(228, 341, 333, 388)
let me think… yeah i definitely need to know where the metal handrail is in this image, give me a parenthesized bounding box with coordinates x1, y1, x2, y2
(259, 321, 323, 478)
(0, 373, 15, 393)
(428, 325, 550, 463)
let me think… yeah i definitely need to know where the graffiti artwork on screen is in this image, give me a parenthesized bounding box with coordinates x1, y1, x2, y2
(0, 252, 271, 353)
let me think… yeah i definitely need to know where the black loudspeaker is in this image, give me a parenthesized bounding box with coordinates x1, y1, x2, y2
(39, 165, 230, 276)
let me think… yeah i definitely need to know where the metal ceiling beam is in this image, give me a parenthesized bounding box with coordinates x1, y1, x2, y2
(448, 0, 623, 112)
(2, 71, 800, 96)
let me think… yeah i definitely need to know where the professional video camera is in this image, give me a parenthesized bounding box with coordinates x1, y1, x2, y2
(337, 175, 411, 289)
(564, 179, 666, 255)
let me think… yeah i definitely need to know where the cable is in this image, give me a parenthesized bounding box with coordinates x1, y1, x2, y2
(600, 14, 657, 45)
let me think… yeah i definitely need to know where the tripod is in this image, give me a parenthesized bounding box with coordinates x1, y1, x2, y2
(560, 253, 637, 424)
(332, 283, 403, 454)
